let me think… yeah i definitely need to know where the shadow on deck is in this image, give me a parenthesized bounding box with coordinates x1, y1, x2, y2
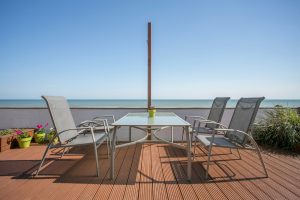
(0, 143, 299, 199)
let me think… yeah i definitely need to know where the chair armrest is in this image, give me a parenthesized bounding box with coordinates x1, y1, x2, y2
(214, 128, 254, 140)
(77, 119, 110, 133)
(77, 120, 107, 128)
(93, 115, 115, 123)
(184, 115, 206, 121)
(194, 119, 227, 129)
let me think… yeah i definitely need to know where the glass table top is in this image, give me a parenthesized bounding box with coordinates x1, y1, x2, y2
(112, 112, 190, 126)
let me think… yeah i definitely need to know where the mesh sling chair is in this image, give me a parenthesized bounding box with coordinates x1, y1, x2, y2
(182, 97, 230, 141)
(193, 97, 268, 179)
(35, 96, 110, 177)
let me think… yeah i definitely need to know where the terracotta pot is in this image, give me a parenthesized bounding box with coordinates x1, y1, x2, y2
(0, 133, 17, 152)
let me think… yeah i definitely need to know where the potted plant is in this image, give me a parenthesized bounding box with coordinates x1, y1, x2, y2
(34, 123, 48, 144)
(15, 129, 32, 148)
(47, 128, 58, 144)
(0, 129, 15, 152)
(148, 106, 156, 118)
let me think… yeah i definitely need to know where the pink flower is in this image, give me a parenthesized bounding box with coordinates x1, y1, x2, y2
(37, 124, 43, 129)
(45, 123, 49, 127)
(15, 130, 23, 135)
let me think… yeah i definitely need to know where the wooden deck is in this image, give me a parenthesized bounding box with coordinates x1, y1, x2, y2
(0, 143, 299, 200)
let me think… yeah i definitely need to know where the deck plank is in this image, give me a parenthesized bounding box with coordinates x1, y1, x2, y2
(138, 144, 153, 200)
(122, 144, 143, 200)
(0, 143, 300, 200)
(151, 144, 169, 200)
(158, 144, 184, 200)
(107, 145, 137, 200)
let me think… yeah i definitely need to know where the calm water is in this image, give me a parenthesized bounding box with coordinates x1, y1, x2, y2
(0, 99, 299, 108)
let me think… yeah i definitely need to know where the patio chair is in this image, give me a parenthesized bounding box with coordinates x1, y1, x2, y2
(193, 97, 268, 179)
(182, 97, 230, 141)
(35, 96, 110, 177)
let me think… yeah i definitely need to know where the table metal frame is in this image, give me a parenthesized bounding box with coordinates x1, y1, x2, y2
(110, 112, 192, 180)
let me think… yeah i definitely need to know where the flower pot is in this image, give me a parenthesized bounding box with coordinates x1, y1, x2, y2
(34, 133, 46, 144)
(47, 134, 58, 145)
(0, 133, 16, 152)
(17, 137, 32, 148)
(148, 109, 156, 118)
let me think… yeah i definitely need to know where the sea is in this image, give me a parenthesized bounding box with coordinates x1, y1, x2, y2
(0, 99, 299, 108)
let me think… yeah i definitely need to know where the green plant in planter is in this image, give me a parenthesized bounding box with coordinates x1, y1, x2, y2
(0, 129, 13, 136)
(148, 106, 156, 118)
(47, 128, 58, 144)
(253, 105, 300, 151)
(34, 123, 48, 144)
(15, 129, 32, 148)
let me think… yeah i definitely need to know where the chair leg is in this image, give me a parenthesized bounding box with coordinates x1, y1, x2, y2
(106, 137, 110, 157)
(193, 136, 198, 160)
(93, 143, 100, 177)
(236, 148, 241, 159)
(255, 147, 268, 177)
(60, 147, 67, 158)
(35, 144, 51, 176)
(205, 145, 213, 180)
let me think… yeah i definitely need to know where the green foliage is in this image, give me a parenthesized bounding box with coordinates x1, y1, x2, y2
(253, 106, 300, 150)
(0, 129, 13, 136)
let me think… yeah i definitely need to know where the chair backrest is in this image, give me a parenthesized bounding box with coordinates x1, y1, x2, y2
(226, 97, 265, 145)
(42, 96, 78, 143)
(206, 97, 230, 129)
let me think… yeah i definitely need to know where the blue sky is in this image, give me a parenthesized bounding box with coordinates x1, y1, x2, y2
(0, 0, 299, 99)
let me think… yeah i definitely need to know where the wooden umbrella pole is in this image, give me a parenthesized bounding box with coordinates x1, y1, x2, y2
(147, 22, 152, 109)
(147, 22, 152, 140)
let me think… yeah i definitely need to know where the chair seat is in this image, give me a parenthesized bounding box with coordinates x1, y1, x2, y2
(63, 132, 107, 147)
(195, 134, 237, 148)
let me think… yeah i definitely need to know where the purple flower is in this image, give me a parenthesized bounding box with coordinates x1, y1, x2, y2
(37, 124, 43, 129)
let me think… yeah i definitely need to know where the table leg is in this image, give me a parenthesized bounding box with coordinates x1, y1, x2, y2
(185, 126, 191, 180)
(171, 126, 174, 143)
(110, 126, 117, 180)
(129, 126, 132, 142)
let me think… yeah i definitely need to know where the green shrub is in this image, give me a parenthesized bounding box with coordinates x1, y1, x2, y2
(253, 106, 300, 150)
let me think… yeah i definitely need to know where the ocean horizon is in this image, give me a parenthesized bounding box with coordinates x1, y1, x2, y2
(0, 99, 299, 108)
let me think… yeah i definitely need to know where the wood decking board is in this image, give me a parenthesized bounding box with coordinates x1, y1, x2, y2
(216, 147, 287, 200)
(0, 143, 299, 200)
(46, 146, 109, 200)
(163, 145, 199, 200)
(92, 146, 131, 200)
(108, 144, 138, 200)
(122, 144, 143, 200)
(76, 147, 124, 200)
(138, 144, 153, 200)
(239, 150, 300, 199)
(0, 145, 59, 199)
(171, 147, 214, 200)
(150, 144, 169, 200)
(158, 144, 184, 200)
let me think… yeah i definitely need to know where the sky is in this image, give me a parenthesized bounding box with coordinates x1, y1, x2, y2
(0, 0, 299, 99)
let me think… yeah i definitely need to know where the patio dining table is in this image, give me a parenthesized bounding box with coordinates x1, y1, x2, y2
(110, 112, 192, 180)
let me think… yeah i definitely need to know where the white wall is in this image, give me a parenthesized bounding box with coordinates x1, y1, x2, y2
(0, 108, 270, 141)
